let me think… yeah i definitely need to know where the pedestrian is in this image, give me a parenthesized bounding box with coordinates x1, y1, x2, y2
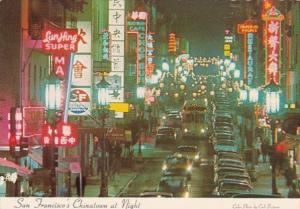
(76, 175, 86, 197)
(285, 167, 296, 188)
(261, 140, 268, 163)
(115, 142, 122, 161)
(288, 183, 300, 198)
(254, 137, 262, 164)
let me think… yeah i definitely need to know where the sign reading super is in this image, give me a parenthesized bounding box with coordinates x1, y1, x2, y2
(68, 88, 91, 115)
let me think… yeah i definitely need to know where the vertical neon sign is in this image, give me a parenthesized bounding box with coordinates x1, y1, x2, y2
(263, 6, 284, 84)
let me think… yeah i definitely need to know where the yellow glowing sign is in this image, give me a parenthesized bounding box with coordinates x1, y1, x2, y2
(109, 103, 129, 112)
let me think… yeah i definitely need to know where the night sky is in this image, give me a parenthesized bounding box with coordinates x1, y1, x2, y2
(156, 0, 233, 57)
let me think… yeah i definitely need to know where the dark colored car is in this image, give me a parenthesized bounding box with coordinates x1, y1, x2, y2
(155, 127, 177, 145)
(157, 175, 190, 197)
(162, 154, 193, 180)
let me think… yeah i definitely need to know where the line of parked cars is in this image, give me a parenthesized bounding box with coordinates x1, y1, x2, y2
(208, 90, 253, 197)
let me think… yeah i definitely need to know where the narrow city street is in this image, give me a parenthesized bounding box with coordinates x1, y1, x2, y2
(1, 0, 300, 203)
(122, 137, 215, 197)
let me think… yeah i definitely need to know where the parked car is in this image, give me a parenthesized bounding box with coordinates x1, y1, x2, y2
(155, 127, 177, 145)
(214, 167, 248, 184)
(214, 140, 238, 153)
(157, 175, 190, 197)
(217, 173, 251, 185)
(232, 193, 283, 198)
(212, 179, 252, 196)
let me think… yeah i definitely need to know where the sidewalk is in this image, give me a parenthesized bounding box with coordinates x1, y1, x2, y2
(252, 156, 289, 197)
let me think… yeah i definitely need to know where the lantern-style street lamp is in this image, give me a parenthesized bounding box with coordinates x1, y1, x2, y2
(262, 78, 281, 195)
(96, 75, 110, 197)
(249, 88, 259, 103)
(44, 73, 62, 197)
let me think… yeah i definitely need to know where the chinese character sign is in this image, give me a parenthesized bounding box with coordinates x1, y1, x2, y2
(102, 31, 111, 60)
(71, 54, 91, 86)
(41, 122, 78, 147)
(264, 6, 284, 84)
(146, 32, 155, 77)
(109, 0, 125, 118)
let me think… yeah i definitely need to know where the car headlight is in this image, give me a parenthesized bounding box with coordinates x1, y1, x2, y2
(194, 155, 199, 160)
(184, 128, 188, 133)
(201, 128, 205, 133)
(187, 165, 192, 171)
(184, 191, 189, 198)
(162, 164, 167, 170)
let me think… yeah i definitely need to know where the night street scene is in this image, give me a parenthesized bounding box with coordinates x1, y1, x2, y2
(0, 0, 300, 199)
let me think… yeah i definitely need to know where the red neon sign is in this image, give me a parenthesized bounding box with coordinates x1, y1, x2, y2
(41, 122, 78, 147)
(42, 29, 80, 54)
(264, 6, 284, 84)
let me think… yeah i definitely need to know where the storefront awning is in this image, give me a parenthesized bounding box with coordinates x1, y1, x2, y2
(0, 158, 32, 176)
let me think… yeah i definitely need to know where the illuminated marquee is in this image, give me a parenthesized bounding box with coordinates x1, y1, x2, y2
(237, 20, 258, 86)
(224, 29, 233, 58)
(263, 6, 284, 84)
(247, 33, 254, 86)
(237, 23, 259, 34)
(127, 21, 147, 83)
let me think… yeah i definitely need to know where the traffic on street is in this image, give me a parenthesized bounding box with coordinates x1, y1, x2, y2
(0, 0, 300, 199)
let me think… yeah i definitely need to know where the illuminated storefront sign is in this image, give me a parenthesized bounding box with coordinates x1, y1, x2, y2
(224, 29, 232, 58)
(263, 6, 284, 84)
(71, 54, 91, 86)
(168, 33, 176, 54)
(101, 30, 111, 60)
(131, 11, 147, 21)
(237, 23, 259, 34)
(127, 21, 147, 83)
(109, 0, 125, 118)
(69, 88, 91, 116)
(42, 122, 78, 147)
(247, 33, 254, 86)
(146, 32, 155, 77)
(42, 29, 79, 54)
(237, 20, 258, 86)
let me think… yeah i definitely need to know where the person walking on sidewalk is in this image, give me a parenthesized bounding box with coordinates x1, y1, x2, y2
(261, 140, 268, 163)
(76, 176, 86, 197)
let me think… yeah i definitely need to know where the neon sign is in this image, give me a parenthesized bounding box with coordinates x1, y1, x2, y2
(263, 6, 284, 84)
(247, 33, 254, 86)
(42, 122, 78, 147)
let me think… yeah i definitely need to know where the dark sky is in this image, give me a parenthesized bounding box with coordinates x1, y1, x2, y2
(156, 0, 232, 57)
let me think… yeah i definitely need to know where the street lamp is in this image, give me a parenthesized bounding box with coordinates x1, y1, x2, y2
(96, 75, 110, 197)
(262, 78, 281, 195)
(44, 73, 62, 197)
